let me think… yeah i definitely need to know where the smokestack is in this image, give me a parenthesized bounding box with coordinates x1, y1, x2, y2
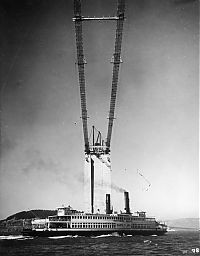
(91, 159, 94, 214)
(124, 191, 130, 214)
(106, 194, 112, 214)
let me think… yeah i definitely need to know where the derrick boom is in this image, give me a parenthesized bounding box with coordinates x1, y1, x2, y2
(106, 0, 125, 153)
(74, 0, 90, 153)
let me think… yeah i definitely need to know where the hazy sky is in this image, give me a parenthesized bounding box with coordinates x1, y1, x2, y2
(0, 0, 199, 220)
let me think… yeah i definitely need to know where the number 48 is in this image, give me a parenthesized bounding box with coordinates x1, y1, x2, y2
(192, 248, 199, 254)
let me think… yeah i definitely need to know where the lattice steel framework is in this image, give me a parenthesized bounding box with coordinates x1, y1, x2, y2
(73, 0, 125, 154)
(106, 0, 125, 153)
(74, 0, 90, 153)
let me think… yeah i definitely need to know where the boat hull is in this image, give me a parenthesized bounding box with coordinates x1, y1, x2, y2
(22, 229, 167, 237)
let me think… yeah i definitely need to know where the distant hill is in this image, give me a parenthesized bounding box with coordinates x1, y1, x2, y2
(4, 209, 56, 221)
(0, 210, 57, 235)
(166, 218, 199, 230)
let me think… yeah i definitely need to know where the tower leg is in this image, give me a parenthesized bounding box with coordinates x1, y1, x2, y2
(84, 153, 111, 214)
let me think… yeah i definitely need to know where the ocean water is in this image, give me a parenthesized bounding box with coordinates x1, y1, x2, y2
(0, 231, 199, 256)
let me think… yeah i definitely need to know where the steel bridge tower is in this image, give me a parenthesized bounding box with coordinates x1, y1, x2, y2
(73, 0, 125, 214)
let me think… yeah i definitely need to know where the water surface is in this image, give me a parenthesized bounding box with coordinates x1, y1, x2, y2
(0, 231, 199, 255)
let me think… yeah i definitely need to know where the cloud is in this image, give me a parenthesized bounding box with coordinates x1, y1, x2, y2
(21, 148, 70, 185)
(0, 137, 17, 158)
(173, 0, 198, 4)
(22, 152, 57, 174)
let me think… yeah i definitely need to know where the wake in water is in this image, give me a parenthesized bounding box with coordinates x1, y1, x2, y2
(92, 234, 113, 239)
(92, 232, 121, 238)
(48, 235, 78, 239)
(167, 228, 176, 232)
(0, 235, 33, 240)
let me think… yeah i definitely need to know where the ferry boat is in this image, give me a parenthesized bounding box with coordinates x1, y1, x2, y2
(22, 0, 168, 237)
(22, 193, 167, 237)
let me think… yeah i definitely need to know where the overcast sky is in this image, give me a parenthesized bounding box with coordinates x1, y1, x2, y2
(0, 0, 199, 220)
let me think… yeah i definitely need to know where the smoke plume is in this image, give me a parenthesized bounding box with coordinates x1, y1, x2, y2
(111, 183, 126, 193)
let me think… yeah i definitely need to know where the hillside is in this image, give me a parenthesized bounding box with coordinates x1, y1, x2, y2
(0, 209, 56, 235)
(5, 209, 56, 221)
(166, 218, 199, 230)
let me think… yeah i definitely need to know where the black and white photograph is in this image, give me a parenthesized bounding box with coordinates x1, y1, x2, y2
(0, 0, 199, 255)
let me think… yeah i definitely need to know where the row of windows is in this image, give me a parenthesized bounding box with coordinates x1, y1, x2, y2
(131, 224, 154, 229)
(71, 215, 155, 222)
(71, 215, 131, 221)
(49, 215, 155, 223)
(71, 223, 116, 229)
(33, 224, 47, 229)
(33, 223, 154, 230)
(49, 223, 70, 229)
(49, 216, 70, 221)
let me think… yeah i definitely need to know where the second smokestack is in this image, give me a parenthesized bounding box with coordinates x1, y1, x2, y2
(106, 194, 112, 214)
(124, 191, 130, 214)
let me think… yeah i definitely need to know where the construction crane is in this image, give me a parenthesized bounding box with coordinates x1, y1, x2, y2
(73, 0, 125, 155)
